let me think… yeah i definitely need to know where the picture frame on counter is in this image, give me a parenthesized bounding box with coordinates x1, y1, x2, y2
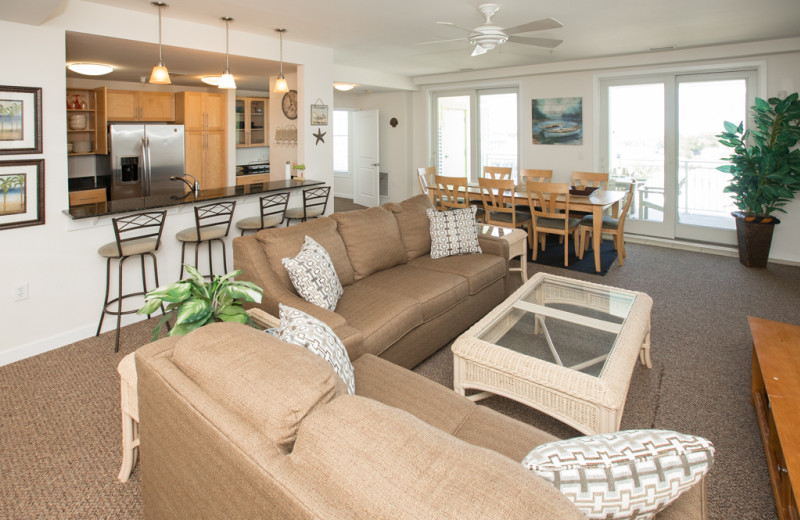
(310, 104, 328, 126)
(0, 85, 43, 155)
(0, 159, 45, 230)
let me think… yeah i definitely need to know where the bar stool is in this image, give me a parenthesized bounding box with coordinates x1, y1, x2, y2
(285, 186, 330, 225)
(176, 201, 236, 279)
(96, 210, 167, 353)
(235, 192, 290, 236)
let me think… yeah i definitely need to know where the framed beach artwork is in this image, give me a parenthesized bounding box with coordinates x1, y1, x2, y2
(531, 97, 583, 145)
(0, 159, 44, 230)
(0, 86, 43, 155)
(311, 104, 328, 126)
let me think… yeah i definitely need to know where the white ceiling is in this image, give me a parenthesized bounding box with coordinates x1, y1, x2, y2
(52, 0, 800, 92)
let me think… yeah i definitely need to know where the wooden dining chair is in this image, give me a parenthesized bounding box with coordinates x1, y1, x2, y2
(526, 181, 581, 267)
(571, 171, 609, 189)
(417, 166, 441, 209)
(483, 166, 513, 180)
(519, 169, 553, 184)
(435, 175, 484, 221)
(580, 180, 636, 265)
(478, 177, 531, 230)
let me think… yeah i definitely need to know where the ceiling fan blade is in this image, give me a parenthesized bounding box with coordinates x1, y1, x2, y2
(413, 37, 467, 47)
(436, 21, 474, 33)
(504, 18, 563, 35)
(471, 45, 488, 57)
(507, 35, 563, 49)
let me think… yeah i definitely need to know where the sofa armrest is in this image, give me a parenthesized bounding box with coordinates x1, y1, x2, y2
(477, 233, 509, 263)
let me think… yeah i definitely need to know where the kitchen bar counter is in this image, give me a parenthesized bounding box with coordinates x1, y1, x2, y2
(66, 178, 324, 220)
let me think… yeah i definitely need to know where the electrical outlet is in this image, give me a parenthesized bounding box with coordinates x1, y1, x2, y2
(14, 282, 28, 301)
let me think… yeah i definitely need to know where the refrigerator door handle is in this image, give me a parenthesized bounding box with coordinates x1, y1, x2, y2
(142, 137, 150, 196)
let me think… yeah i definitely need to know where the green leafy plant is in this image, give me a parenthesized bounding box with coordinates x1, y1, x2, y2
(717, 92, 800, 217)
(138, 265, 263, 340)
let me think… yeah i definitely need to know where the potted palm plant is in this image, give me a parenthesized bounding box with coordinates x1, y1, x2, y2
(138, 265, 263, 340)
(717, 92, 800, 267)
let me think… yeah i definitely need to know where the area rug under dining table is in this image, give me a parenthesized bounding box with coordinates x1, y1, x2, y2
(527, 235, 618, 275)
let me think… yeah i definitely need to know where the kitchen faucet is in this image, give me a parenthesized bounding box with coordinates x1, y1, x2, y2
(170, 174, 200, 196)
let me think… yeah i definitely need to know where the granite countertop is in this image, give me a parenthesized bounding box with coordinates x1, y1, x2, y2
(66, 178, 324, 219)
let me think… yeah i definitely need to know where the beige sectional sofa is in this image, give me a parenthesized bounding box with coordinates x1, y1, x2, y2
(136, 322, 705, 519)
(233, 194, 510, 368)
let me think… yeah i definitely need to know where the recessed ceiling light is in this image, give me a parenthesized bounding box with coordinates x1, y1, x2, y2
(68, 63, 114, 76)
(334, 83, 356, 91)
(201, 75, 221, 86)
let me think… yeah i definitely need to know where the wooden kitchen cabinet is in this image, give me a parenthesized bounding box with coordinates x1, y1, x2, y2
(175, 92, 225, 131)
(66, 86, 107, 156)
(107, 90, 174, 121)
(235, 97, 268, 148)
(176, 92, 227, 190)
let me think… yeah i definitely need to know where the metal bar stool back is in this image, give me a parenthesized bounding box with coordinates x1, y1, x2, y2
(96, 210, 167, 352)
(285, 186, 330, 224)
(176, 201, 236, 279)
(236, 192, 290, 236)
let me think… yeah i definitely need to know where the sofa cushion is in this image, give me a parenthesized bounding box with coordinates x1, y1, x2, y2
(256, 217, 355, 290)
(331, 206, 408, 281)
(410, 253, 506, 295)
(522, 429, 714, 520)
(170, 322, 344, 450)
(282, 235, 343, 311)
(427, 207, 482, 259)
(358, 264, 468, 322)
(384, 194, 435, 261)
(334, 284, 423, 357)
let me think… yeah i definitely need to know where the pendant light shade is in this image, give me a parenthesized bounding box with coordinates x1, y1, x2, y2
(274, 28, 289, 93)
(219, 17, 236, 89)
(149, 2, 171, 85)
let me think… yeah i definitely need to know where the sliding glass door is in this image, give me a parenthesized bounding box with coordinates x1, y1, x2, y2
(600, 70, 756, 244)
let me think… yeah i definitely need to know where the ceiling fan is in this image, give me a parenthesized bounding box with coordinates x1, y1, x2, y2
(427, 3, 563, 57)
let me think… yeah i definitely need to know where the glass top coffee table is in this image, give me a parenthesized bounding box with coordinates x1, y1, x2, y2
(452, 272, 653, 435)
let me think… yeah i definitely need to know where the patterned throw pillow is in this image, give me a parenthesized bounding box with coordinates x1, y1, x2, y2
(278, 304, 355, 395)
(521, 429, 714, 520)
(426, 207, 482, 259)
(282, 236, 343, 311)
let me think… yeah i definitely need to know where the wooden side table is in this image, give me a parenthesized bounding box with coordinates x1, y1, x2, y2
(477, 224, 528, 282)
(749, 316, 800, 520)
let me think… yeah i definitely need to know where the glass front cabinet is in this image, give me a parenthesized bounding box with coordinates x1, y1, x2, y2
(235, 97, 268, 148)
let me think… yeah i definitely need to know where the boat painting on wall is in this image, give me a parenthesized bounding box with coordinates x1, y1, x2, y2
(532, 97, 583, 145)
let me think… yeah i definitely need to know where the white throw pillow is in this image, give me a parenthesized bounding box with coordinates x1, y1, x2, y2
(521, 429, 714, 520)
(278, 304, 355, 395)
(282, 236, 343, 311)
(426, 207, 482, 259)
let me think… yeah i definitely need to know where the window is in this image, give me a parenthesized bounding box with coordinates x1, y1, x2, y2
(333, 110, 349, 173)
(434, 88, 518, 182)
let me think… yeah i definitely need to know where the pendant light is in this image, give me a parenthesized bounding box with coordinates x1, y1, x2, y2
(219, 17, 236, 89)
(148, 2, 171, 84)
(274, 28, 289, 93)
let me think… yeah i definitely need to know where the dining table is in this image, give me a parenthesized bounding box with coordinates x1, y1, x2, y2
(462, 185, 627, 273)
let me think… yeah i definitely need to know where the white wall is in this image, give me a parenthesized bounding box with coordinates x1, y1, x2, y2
(0, 1, 334, 365)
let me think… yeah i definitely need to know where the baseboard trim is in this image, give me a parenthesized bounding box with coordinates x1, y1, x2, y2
(625, 234, 800, 267)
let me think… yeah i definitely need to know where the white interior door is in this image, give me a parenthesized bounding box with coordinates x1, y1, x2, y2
(353, 109, 379, 207)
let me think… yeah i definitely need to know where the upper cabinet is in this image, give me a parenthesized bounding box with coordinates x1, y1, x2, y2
(107, 90, 175, 122)
(235, 97, 269, 148)
(174, 92, 225, 131)
(66, 86, 108, 156)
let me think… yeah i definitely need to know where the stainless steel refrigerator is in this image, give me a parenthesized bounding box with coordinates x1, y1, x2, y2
(109, 124, 186, 200)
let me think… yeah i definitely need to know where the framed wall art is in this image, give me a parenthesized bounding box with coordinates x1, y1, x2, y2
(0, 86, 43, 155)
(311, 103, 328, 126)
(531, 97, 583, 145)
(0, 159, 44, 230)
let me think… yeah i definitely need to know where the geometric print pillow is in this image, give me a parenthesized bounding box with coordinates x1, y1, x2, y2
(522, 429, 714, 520)
(278, 304, 355, 395)
(282, 235, 343, 311)
(426, 207, 482, 259)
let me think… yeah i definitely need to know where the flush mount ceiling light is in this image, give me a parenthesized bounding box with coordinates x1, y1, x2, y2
(218, 17, 236, 89)
(274, 28, 289, 93)
(334, 83, 356, 92)
(67, 63, 114, 76)
(149, 2, 171, 84)
(201, 75, 221, 86)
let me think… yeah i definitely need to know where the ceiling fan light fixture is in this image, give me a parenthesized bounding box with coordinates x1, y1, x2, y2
(274, 28, 289, 93)
(219, 17, 236, 89)
(149, 2, 171, 84)
(334, 83, 356, 92)
(67, 62, 114, 76)
(201, 75, 221, 86)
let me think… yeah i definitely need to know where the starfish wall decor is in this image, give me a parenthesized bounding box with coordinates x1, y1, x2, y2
(313, 129, 326, 145)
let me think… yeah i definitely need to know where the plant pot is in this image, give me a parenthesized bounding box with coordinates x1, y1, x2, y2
(732, 211, 779, 268)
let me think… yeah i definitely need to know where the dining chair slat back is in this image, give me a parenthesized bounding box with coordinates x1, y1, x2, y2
(483, 166, 513, 180)
(526, 181, 581, 266)
(478, 177, 531, 229)
(571, 171, 609, 189)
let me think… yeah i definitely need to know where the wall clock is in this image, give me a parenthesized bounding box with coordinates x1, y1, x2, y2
(282, 90, 298, 120)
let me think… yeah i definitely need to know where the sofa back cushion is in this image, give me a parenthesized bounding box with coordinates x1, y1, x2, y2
(331, 206, 407, 281)
(171, 322, 345, 450)
(384, 194, 435, 261)
(256, 217, 355, 289)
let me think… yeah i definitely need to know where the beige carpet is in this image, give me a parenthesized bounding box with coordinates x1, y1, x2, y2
(2, 242, 798, 519)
